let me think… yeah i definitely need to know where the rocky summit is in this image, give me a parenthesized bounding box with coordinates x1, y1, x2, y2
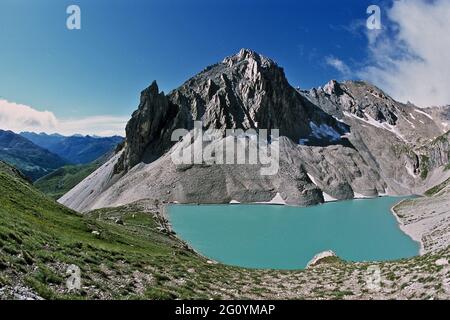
(60, 49, 450, 213)
(116, 48, 348, 173)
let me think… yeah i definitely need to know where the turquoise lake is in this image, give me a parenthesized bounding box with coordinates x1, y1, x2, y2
(168, 197, 420, 269)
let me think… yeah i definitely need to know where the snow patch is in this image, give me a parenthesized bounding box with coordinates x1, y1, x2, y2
(414, 108, 433, 120)
(307, 173, 336, 202)
(323, 192, 337, 202)
(343, 111, 407, 142)
(405, 164, 416, 177)
(254, 193, 286, 205)
(268, 193, 286, 205)
(354, 192, 372, 199)
(307, 173, 318, 186)
(368, 92, 380, 99)
(402, 115, 415, 128)
(309, 122, 341, 141)
(229, 199, 240, 204)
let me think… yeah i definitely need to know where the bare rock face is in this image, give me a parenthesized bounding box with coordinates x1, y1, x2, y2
(308, 80, 398, 125)
(116, 81, 180, 172)
(303, 80, 443, 145)
(425, 105, 450, 133)
(418, 132, 450, 174)
(61, 49, 450, 212)
(302, 79, 449, 193)
(116, 49, 349, 173)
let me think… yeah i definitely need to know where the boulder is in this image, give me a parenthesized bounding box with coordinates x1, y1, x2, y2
(306, 250, 338, 268)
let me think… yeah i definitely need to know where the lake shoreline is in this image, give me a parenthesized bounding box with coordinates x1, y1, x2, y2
(390, 199, 425, 255)
(167, 197, 420, 269)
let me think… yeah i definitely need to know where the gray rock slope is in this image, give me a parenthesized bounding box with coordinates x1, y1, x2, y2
(393, 178, 450, 253)
(302, 80, 450, 194)
(60, 49, 449, 212)
(116, 49, 348, 173)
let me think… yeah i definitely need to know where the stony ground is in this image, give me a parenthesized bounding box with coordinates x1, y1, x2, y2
(393, 179, 450, 254)
(1, 163, 448, 300)
(1, 183, 449, 300)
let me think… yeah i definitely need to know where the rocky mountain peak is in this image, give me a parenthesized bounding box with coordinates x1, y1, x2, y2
(115, 49, 349, 173)
(222, 48, 276, 69)
(303, 79, 445, 148)
(305, 80, 400, 125)
(141, 80, 161, 100)
(323, 80, 344, 96)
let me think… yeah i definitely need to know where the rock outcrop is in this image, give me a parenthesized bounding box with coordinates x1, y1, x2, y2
(116, 81, 180, 172)
(417, 131, 450, 178)
(393, 182, 450, 253)
(306, 250, 338, 268)
(116, 49, 349, 173)
(302, 80, 443, 146)
(302, 79, 449, 193)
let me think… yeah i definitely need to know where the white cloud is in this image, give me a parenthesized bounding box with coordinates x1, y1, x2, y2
(358, 0, 450, 107)
(325, 56, 351, 77)
(0, 99, 128, 136)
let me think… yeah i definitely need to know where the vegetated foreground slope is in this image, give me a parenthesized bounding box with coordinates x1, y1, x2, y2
(33, 148, 118, 200)
(0, 162, 448, 300)
(33, 162, 102, 200)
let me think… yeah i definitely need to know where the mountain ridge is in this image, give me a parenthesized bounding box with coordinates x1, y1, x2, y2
(116, 48, 349, 173)
(0, 130, 68, 181)
(60, 49, 450, 212)
(20, 132, 124, 165)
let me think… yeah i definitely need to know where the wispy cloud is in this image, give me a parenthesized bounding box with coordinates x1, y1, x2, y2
(325, 56, 351, 77)
(357, 0, 450, 107)
(0, 99, 128, 136)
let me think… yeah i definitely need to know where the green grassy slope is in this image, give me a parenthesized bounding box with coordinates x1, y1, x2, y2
(424, 177, 450, 196)
(0, 163, 448, 300)
(0, 164, 217, 299)
(34, 162, 100, 200)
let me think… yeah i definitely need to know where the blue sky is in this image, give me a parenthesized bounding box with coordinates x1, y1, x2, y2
(1, 0, 449, 135)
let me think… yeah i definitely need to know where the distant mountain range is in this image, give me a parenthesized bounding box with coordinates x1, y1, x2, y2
(20, 132, 124, 164)
(0, 130, 68, 181)
(0, 130, 123, 181)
